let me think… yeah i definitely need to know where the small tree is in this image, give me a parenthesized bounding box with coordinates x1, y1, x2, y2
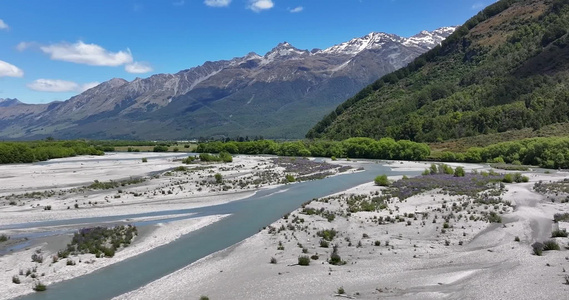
(141, 157, 148, 163)
(298, 255, 310, 266)
(454, 166, 465, 177)
(214, 173, 223, 184)
(374, 175, 389, 186)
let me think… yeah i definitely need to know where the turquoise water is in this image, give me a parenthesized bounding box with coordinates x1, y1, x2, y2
(17, 162, 417, 300)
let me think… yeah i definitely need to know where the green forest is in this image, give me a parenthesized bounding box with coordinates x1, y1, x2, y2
(307, 0, 569, 143)
(0, 140, 103, 164)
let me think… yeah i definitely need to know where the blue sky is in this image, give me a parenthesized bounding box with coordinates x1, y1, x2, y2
(0, 0, 494, 104)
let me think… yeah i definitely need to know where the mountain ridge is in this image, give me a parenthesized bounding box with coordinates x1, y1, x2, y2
(307, 0, 569, 142)
(0, 27, 456, 140)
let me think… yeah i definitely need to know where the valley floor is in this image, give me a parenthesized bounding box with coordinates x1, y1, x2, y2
(115, 161, 569, 300)
(1, 153, 338, 300)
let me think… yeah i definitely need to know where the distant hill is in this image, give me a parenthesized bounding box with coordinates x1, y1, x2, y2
(307, 0, 569, 142)
(0, 28, 455, 140)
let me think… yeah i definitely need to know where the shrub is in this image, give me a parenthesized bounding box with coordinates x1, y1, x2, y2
(12, 276, 20, 284)
(153, 145, 168, 152)
(310, 254, 319, 260)
(141, 157, 148, 163)
(454, 166, 465, 177)
(532, 242, 544, 256)
(33, 282, 47, 292)
(374, 240, 381, 246)
(337, 287, 345, 294)
(514, 236, 520, 242)
(317, 229, 337, 241)
(270, 257, 277, 264)
(319, 240, 329, 248)
(298, 256, 310, 266)
(214, 173, 223, 184)
(31, 254, 43, 263)
(374, 175, 390, 186)
(552, 229, 568, 238)
(543, 240, 560, 251)
(329, 245, 346, 265)
(502, 174, 513, 183)
(285, 174, 295, 183)
(0, 234, 9, 242)
(200, 296, 210, 300)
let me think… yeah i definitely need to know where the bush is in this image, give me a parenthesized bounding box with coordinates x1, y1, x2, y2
(153, 145, 168, 152)
(502, 174, 513, 183)
(270, 257, 277, 264)
(317, 229, 337, 241)
(214, 173, 223, 184)
(514, 236, 520, 242)
(532, 242, 544, 256)
(337, 287, 345, 294)
(12, 276, 20, 284)
(141, 158, 147, 163)
(199, 296, 210, 300)
(543, 240, 560, 251)
(552, 229, 568, 238)
(285, 174, 295, 183)
(374, 240, 381, 246)
(0, 234, 9, 242)
(320, 240, 329, 248)
(31, 254, 43, 263)
(298, 256, 310, 266)
(454, 166, 465, 177)
(33, 282, 47, 292)
(374, 175, 390, 186)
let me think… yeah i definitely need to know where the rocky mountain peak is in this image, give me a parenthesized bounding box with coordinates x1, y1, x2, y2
(0, 98, 23, 107)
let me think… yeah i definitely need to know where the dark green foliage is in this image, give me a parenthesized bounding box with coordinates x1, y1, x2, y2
(141, 157, 148, 163)
(554, 213, 569, 222)
(214, 173, 223, 184)
(182, 156, 196, 164)
(0, 234, 8, 242)
(443, 137, 569, 169)
(308, 0, 569, 144)
(0, 140, 103, 164)
(374, 175, 389, 186)
(329, 245, 346, 265)
(337, 287, 345, 294)
(88, 178, 145, 190)
(454, 166, 465, 177)
(319, 240, 329, 248)
(285, 174, 296, 183)
(33, 282, 47, 292)
(199, 296, 210, 300)
(298, 255, 311, 266)
(197, 137, 430, 161)
(270, 257, 277, 264)
(153, 145, 169, 152)
(317, 229, 337, 241)
(552, 229, 568, 238)
(198, 152, 233, 163)
(63, 225, 137, 258)
(514, 236, 520, 242)
(543, 240, 561, 251)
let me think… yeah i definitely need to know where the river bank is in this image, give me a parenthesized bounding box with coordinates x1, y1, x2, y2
(0, 153, 358, 299)
(115, 162, 569, 300)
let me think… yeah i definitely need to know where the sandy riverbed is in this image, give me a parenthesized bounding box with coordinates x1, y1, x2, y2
(115, 161, 569, 300)
(0, 153, 354, 299)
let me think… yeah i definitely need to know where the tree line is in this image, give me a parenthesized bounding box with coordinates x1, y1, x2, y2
(0, 140, 103, 164)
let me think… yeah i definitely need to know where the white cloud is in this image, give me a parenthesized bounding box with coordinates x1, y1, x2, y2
(125, 61, 153, 74)
(472, 2, 486, 10)
(289, 6, 303, 13)
(248, 0, 274, 12)
(27, 79, 80, 92)
(27, 79, 100, 93)
(80, 82, 100, 92)
(0, 60, 24, 77)
(40, 41, 133, 66)
(16, 41, 36, 51)
(204, 0, 231, 7)
(0, 19, 9, 30)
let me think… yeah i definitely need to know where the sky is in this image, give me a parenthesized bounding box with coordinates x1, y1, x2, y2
(0, 0, 494, 104)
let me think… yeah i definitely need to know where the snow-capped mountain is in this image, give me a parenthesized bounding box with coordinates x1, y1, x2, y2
(0, 26, 456, 140)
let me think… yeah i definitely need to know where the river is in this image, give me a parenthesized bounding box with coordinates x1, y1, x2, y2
(16, 161, 418, 300)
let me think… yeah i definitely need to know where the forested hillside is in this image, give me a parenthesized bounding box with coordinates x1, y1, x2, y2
(307, 0, 569, 142)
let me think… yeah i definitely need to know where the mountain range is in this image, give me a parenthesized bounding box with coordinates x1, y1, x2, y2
(308, 0, 569, 143)
(0, 27, 455, 140)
